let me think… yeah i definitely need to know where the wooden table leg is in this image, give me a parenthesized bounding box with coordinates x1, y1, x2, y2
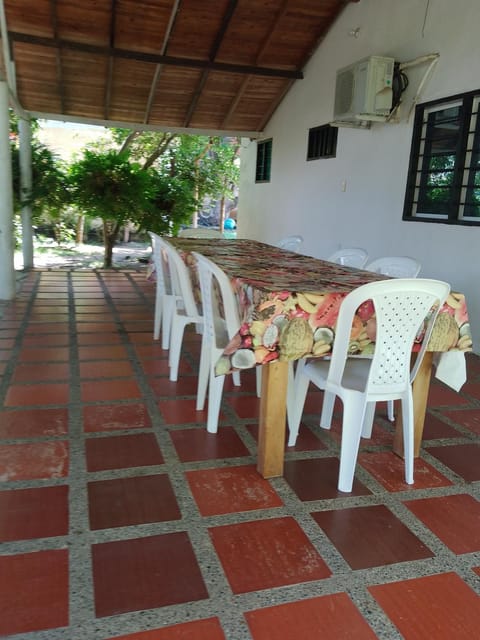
(257, 359, 288, 478)
(393, 351, 433, 457)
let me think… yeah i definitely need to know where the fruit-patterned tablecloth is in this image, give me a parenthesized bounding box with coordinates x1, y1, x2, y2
(169, 238, 472, 385)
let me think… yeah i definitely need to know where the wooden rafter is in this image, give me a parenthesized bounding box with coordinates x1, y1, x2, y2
(183, 0, 239, 127)
(104, 0, 117, 120)
(49, 0, 65, 113)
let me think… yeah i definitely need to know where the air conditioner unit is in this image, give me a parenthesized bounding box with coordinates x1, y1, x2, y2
(332, 55, 395, 126)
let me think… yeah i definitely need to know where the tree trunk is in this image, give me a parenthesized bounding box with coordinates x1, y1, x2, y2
(219, 195, 226, 233)
(103, 219, 119, 268)
(76, 215, 85, 245)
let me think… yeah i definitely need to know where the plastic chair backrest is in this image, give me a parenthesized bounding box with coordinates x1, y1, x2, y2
(327, 247, 368, 268)
(178, 227, 223, 238)
(327, 278, 450, 395)
(148, 231, 172, 295)
(161, 240, 200, 318)
(365, 256, 421, 278)
(276, 235, 304, 252)
(191, 252, 241, 348)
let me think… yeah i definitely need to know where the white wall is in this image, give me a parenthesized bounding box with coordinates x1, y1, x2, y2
(238, 0, 480, 351)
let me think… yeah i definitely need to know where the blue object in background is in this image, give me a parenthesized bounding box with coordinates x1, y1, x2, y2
(224, 218, 236, 230)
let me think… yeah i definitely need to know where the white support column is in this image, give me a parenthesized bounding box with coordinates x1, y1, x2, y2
(19, 117, 34, 269)
(0, 79, 16, 300)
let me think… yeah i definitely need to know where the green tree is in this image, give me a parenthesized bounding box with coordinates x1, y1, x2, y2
(68, 149, 160, 267)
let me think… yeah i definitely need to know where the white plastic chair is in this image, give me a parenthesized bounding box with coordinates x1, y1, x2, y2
(148, 232, 179, 350)
(178, 227, 223, 238)
(276, 235, 304, 252)
(192, 251, 259, 432)
(161, 240, 204, 381)
(365, 256, 422, 420)
(327, 247, 368, 268)
(288, 278, 450, 492)
(365, 256, 421, 278)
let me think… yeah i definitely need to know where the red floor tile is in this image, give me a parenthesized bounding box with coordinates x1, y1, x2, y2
(285, 456, 373, 500)
(92, 533, 208, 617)
(80, 360, 134, 379)
(83, 403, 151, 432)
(438, 407, 480, 435)
(24, 322, 69, 334)
(78, 345, 129, 360)
(12, 362, 70, 382)
(248, 422, 327, 451)
(186, 465, 283, 516)
(134, 344, 168, 359)
(0, 486, 68, 541)
(0, 549, 69, 635)
(108, 618, 226, 639)
(77, 332, 122, 345)
(210, 517, 331, 594)
(76, 313, 115, 323)
(0, 441, 69, 480)
(312, 505, 434, 569)
(4, 383, 70, 407)
(226, 395, 261, 419)
(427, 382, 471, 407)
(88, 474, 180, 530)
(245, 593, 377, 640)
(76, 322, 118, 333)
(86, 433, 164, 471)
(422, 412, 463, 439)
(159, 398, 215, 424)
(369, 572, 480, 639)
(357, 451, 452, 492)
(404, 494, 480, 554)
(21, 333, 70, 346)
(142, 358, 192, 376)
(426, 443, 480, 481)
(149, 376, 199, 396)
(18, 347, 70, 362)
(170, 426, 250, 462)
(0, 407, 68, 438)
(81, 379, 142, 402)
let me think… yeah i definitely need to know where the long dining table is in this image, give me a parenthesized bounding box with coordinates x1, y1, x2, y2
(170, 237, 473, 478)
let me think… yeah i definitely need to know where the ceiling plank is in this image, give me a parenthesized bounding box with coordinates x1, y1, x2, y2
(49, 0, 65, 113)
(143, 0, 181, 125)
(104, 0, 117, 120)
(183, 0, 239, 127)
(9, 31, 304, 80)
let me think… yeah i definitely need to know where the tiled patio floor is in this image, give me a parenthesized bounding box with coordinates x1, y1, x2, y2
(0, 268, 479, 639)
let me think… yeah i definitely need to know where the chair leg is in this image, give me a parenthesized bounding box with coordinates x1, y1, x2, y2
(337, 396, 367, 492)
(255, 366, 262, 398)
(387, 400, 395, 422)
(287, 364, 310, 446)
(153, 291, 162, 341)
(206, 369, 225, 433)
(196, 337, 210, 410)
(169, 319, 187, 382)
(320, 391, 336, 429)
(401, 392, 414, 485)
(361, 401, 376, 438)
(162, 296, 174, 350)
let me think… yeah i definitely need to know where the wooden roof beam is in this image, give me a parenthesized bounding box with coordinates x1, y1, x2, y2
(9, 32, 303, 80)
